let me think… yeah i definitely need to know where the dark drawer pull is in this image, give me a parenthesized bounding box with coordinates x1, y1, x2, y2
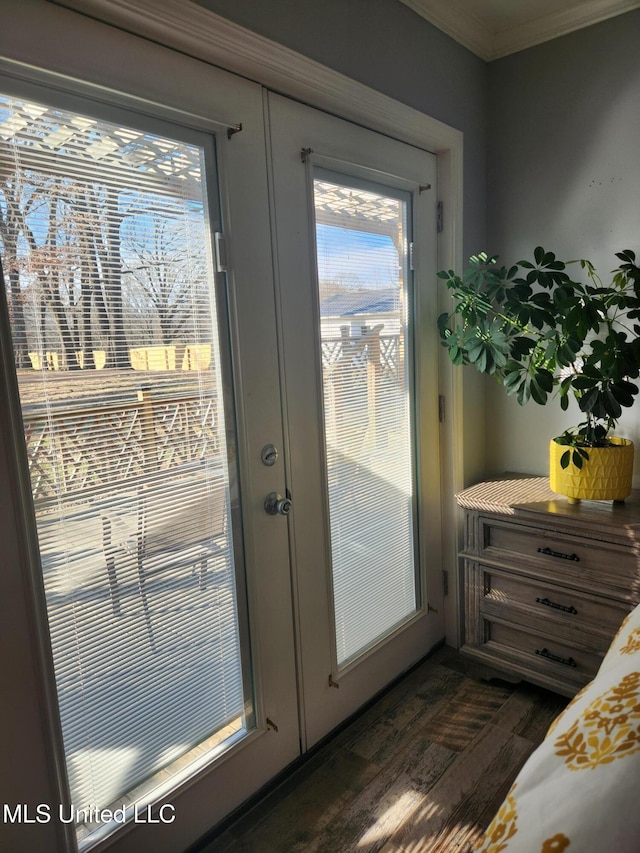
(537, 546, 580, 562)
(535, 647, 577, 667)
(535, 596, 578, 615)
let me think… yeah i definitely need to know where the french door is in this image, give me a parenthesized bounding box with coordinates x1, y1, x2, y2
(0, 45, 443, 853)
(0, 67, 300, 853)
(267, 95, 444, 747)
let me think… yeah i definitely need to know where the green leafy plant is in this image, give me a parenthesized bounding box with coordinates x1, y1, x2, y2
(438, 247, 640, 469)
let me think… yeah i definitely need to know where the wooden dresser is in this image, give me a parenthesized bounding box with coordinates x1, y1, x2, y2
(457, 476, 640, 696)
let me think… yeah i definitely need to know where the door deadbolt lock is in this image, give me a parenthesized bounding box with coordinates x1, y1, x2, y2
(261, 444, 279, 467)
(264, 491, 292, 516)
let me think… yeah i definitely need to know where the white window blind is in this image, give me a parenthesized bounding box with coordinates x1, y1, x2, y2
(313, 174, 417, 667)
(0, 93, 250, 845)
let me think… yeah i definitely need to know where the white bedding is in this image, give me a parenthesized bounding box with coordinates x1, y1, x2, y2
(474, 602, 640, 853)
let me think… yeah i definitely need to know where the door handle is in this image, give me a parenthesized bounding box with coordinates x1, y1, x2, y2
(264, 492, 292, 516)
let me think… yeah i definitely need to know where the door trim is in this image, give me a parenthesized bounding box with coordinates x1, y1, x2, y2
(52, 0, 462, 147)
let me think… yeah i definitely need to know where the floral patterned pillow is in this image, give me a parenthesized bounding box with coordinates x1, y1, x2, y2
(475, 604, 640, 853)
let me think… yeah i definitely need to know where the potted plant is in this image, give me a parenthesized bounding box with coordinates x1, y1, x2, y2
(438, 247, 640, 502)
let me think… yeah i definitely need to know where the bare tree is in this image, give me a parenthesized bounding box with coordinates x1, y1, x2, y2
(122, 213, 206, 348)
(0, 167, 35, 368)
(1, 101, 205, 373)
(0, 167, 135, 371)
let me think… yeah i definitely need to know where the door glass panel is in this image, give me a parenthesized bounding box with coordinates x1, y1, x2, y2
(313, 173, 417, 667)
(0, 93, 252, 847)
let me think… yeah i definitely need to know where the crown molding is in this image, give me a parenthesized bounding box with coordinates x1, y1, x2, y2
(493, 0, 640, 58)
(400, 0, 640, 60)
(399, 0, 494, 60)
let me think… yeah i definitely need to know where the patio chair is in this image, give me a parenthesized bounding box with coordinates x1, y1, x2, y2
(102, 468, 228, 651)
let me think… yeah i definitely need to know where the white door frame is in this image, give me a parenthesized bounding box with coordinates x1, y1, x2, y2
(45, 0, 466, 648)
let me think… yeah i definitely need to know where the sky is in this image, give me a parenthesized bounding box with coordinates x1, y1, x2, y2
(315, 224, 402, 290)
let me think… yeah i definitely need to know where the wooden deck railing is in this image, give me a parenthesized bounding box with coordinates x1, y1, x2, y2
(321, 330, 400, 381)
(321, 328, 404, 451)
(23, 330, 400, 506)
(23, 388, 220, 507)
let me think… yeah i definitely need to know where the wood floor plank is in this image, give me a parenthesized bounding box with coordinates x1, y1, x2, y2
(229, 747, 381, 852)
(388, 724, 532, 852)
(489, 684, 567, 743)
(198, 652, 565, 853)
(348, 665, 468, 765)
(305, 741, 456, 853)
(414, 662, 468, 706)
(417, 679, 513, 753)
(200, 834, 253, 853)
(349, 695, 431, 762)
(474, 752, 532, 841)
(216, 745, 346, 841)
(508, 688, 567, 743)
(324, 656, 459, 757)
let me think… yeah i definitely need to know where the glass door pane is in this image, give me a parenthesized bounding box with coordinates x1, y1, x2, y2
(0, 93, 251, 847)
(313, 172, 417, 667)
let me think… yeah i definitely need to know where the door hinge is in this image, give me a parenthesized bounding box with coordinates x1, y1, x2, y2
(214, 231, 227, 273)
(436, 200, 443, 233)
(442, 570, 449, 596)
(438, 394, 445, 423)
(409, 241, 415, 271)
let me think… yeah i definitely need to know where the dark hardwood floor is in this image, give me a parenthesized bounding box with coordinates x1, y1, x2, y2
(197, 646, 567, 853)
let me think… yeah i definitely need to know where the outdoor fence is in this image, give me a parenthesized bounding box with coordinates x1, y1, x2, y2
(320, 330, 400, 382)
(23, 388, 221, 506)
(23, 330, 401, 505)
(320, 328, 403, 454)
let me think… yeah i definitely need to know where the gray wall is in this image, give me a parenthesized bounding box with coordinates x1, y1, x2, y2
(486, 10, 640, 477)
(197, 0, 488, 259)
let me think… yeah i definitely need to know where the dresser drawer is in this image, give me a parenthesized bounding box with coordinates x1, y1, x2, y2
(485, 619, 602, 686)
(477, 565, 629, 649)
(477, 516, 637, 594)
(458, 478, 640, 696)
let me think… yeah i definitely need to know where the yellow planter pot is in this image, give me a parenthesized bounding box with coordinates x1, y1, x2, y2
(549, 437, 634, 503)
